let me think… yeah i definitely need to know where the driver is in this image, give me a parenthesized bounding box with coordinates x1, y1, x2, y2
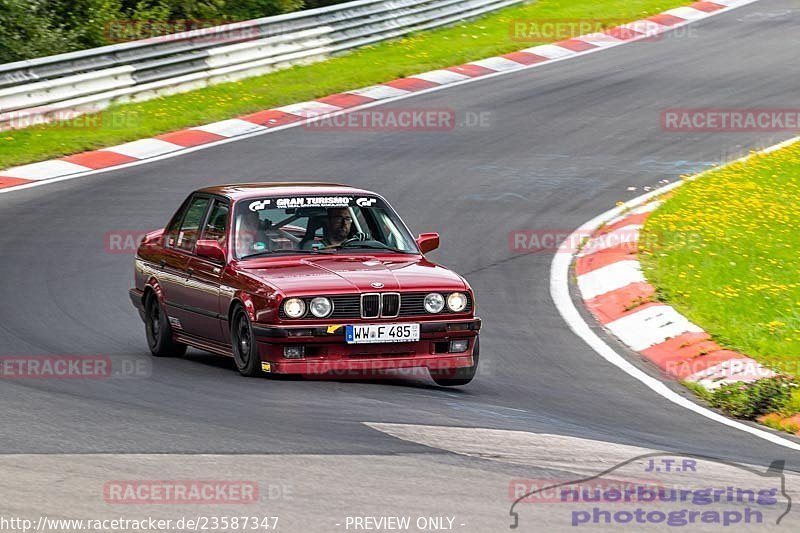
(301, 207, 365, 250)
(325, 207, 353, 247)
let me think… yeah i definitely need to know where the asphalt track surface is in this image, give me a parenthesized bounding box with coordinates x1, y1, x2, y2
(0, 0, 799, 520)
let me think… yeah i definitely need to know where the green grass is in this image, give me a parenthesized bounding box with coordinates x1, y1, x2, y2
(761, 413, 800, 434)
(1, 0, 689, 169)
(681, 380, 712, 402)
(784, 387, 800, 414)
(640, 141, 800, 373)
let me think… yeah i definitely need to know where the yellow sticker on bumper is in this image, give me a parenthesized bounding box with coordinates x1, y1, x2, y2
(326, 325, 343, 334)
(261, 362, 271, 373)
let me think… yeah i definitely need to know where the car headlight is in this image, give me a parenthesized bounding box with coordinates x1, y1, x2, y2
(447, 292, 468, 312)
(309, 297, 333, 318)
(424, 292, 445, 314)
(283, 298, 306, 318)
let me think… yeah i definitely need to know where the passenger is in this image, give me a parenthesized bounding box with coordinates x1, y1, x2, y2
(236, 210, 266, 256)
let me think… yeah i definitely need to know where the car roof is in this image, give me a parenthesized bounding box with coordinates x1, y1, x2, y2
(196, 182, 379, 201)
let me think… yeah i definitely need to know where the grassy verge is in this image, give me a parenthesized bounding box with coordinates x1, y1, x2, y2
(641, 142, 800, 365)
(642, 141, 800, 427)
(2, 0, 689, 169)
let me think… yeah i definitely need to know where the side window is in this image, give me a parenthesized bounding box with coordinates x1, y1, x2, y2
(201, 200, 230, 244)
(165, 197, 192, 249)
(371, 208, 413, 250)
(350, 206, 368, 235)
(176, 196, 210, 252)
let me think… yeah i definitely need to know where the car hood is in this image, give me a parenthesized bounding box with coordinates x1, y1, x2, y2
(239, 255, 467, 295)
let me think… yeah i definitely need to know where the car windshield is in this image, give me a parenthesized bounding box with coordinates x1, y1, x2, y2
(233, 195, 418, 259)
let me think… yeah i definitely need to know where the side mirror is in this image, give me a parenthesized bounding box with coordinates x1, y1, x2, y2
(416, 233, 440, 254)
(141, 229, 165, 246)
(196, 240, 227, 263)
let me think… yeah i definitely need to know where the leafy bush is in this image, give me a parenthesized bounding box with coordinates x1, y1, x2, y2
(707, 376, 799, 420)
(0, 0, 344, 63)
(0, 0, 115, 63)
(222, 0, 304, 19)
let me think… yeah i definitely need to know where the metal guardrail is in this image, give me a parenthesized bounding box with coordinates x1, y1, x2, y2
(0, 0, 523, 130)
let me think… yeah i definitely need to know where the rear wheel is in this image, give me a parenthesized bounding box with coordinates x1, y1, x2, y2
(145, 291, 186, 357)
(430, 336, 479, 387)
(231, 307, 262, 377)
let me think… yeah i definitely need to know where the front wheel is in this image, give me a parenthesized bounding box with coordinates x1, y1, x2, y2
(231, 307, 262, 377)
(145, 291, 187, 357)
(430, 336, 480, 387)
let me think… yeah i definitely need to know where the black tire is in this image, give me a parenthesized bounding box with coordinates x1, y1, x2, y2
(145, 291, 187, 357)
(430, 336, 480, 387)
(231, 307, 262, 377)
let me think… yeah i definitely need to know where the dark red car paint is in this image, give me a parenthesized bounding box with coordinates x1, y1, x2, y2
(130, 183, 480, 375)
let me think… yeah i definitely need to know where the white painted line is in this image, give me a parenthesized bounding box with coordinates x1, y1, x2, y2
(412, 70, 470, 85)
(0, 0, 763, 195)
(606, 305, 704, 351)
(275, 100, 342, 118)
(347, 85, 410, 100)
(469, 57, 524, 72)
(192, 118, 266, 137)
(521, 44, 574, 59)
(577, 260, 644, 300)
(602, 213, 633, 229)
(631, 200, 664, 214)
(1, 160, 91, 180)
(665, 6, 712, 20)
(106, 138, 183, 159)
(579, 224, 642, 256)
(603, 201, 664, 228)
(551, 134, 800, 452)
(578, 33, 623, 47)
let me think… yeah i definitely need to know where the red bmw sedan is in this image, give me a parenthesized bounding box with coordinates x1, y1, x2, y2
(130, 183, 481, 386)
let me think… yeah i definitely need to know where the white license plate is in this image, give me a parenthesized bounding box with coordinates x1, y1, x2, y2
(345, 323, 420, 344)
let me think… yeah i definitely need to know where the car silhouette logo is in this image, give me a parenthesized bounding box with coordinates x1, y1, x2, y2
(371, 282, 384, 288)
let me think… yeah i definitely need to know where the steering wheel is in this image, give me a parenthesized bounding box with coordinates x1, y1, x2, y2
(325, 232, 369, 249)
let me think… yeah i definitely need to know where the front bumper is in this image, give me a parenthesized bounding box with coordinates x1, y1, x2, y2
(130, 285, 480, 375)
(263, 353, 475, 375)
(253, 318, 481, 375)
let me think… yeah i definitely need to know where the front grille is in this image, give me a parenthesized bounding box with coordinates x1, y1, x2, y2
(397, 293, 426, 317)
(381, 293, 400, 317)
(330, 295, 360, 318)
(280, 291, 471, 319)
(361, 293, 380, 319)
